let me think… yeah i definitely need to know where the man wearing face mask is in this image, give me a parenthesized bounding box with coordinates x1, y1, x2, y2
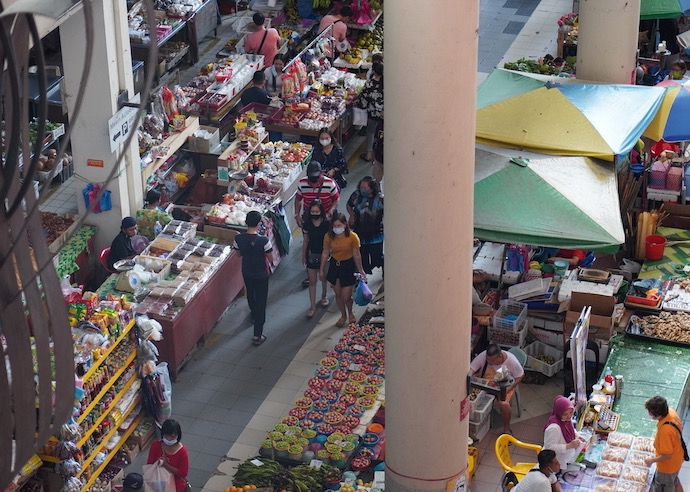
(513, 450, 562, 492)
(295, 161, 339, 228)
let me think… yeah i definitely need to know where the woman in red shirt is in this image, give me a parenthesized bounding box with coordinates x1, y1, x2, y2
(146, 419, 190, 492)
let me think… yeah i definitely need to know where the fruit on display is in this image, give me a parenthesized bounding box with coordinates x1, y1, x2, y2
(339, 48, 364, 65)
(233, 459, 283, 488)
(532, 354, 556, 365)
(339, 485, 356, 492)
(313, 0, 331, 8)
(356, 24, 384, 54)
(284, 0, 300, 24)
(224, 37, 239, 51)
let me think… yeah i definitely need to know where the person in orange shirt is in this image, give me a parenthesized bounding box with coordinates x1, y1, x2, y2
(644, 395, 687, 492)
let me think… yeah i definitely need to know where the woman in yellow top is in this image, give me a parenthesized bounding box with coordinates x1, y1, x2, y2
(320, 212, 367, 327)
(136, 189, 172, 241)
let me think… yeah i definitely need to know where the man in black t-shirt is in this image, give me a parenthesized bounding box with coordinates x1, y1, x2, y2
(232, 211, 273, 345)
(240, 70, 272, 107)
(107, 217, 138, 270)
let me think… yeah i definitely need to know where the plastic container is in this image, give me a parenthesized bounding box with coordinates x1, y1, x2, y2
(469, 391, 495, 422)
(367, 423, 384, 435)
(553, 259, 569, 278)
(469, 416, 491, 442)
(489, 319, 528, 348)
(645, 234, 667, 260)
(492, 300, 528, 333)
(523, 341, 564, 377)
(649, 159, 670, 189)
(667, 165, 683, 191)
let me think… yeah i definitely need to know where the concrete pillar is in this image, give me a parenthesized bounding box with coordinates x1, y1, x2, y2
(60, 0, 142, 251)
(385, 1, 476, 490)
(577, 0, 640, 83)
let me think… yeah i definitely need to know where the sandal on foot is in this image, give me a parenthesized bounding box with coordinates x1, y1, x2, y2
(252, 335, 267, 345)
(307, 308, 316, 318)
(359, 153, 372, 162)
(335, 316, 346, 327)
(348, 313, 356, 324)
(320, 297, 330, 307)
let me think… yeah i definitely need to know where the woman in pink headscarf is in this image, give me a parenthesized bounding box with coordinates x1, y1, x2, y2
(543, 395, 585, 472)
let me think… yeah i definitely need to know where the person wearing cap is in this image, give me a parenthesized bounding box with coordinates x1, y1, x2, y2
(122, 473, 143, 492)
(136, 188, 172, 241)
(295, 160, 339, 227)
(244, 12, 282, 67)
(318, 5, 353, 42)
(107, 217, 138, 270)
(295, 161, 339, 287)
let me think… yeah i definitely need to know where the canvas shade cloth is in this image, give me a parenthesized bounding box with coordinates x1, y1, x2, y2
(474, 146, 625, 252)
(476, 70, 666, 160)
(640, 0, 690, 19)
(645, 82, 690, 142)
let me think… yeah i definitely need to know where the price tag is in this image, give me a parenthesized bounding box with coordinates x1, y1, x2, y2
(334, 440, 344, 447)
(285, 429, 297, 437)
(309, 459, 323, 469)
(373, 471, 385, 489)
(250, 459, 264, 466)
(348, 363, 362, 371)
(353, 344, 366, 352)
(344, 476, 356, 486)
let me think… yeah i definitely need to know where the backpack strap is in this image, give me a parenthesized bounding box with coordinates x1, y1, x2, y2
(664, 421, 690, 461)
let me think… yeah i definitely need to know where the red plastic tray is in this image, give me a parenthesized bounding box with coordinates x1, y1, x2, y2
(197, 92, 229, 111)
(269, 107, 304, 127)
(240, 103, 279, 121)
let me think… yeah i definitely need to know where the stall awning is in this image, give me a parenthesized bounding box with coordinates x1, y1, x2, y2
(640, 0, 690, 19)
(474, 146, 625, 252)
(476, 70, 666, 160)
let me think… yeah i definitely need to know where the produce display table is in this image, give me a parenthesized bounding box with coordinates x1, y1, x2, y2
(54, 225, 97, 285)
(152, 250, 243, 378)
(263, 106, 353, 143)
(638, 226, 690, 280)
(95, 244, 244, 379)
(605, 335, 690, 437)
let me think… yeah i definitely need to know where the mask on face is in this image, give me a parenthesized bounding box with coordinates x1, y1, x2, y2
(319, 138, 331, 146)
(333, 227, 345, 235)
(311, 214, 321, 219)
(672, 70, 683, 79)
(162, 437, 177, 446)
(308, 176, 319, 183)
(360, 189, 371, 197)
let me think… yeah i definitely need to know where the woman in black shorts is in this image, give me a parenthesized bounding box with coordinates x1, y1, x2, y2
(302, 201, 331, 318)
(319, 212, 367, 327)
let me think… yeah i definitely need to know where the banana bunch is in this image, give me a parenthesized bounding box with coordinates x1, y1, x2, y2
(284, 0, 300, 25)
(287, 464, 325, 492)
(313, 0, 332, 8)
(233, 459, 284, 488)
(340, 47, 363, 64)
(278, 28, 293, 40)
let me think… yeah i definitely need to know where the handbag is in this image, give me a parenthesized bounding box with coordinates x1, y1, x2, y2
(142, 462, 176, 492)
(353, 107, 368, 127)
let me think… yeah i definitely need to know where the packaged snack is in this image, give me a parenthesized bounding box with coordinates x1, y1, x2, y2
(621, 466, 649, 483)
(602, 446, 628, 463)
(632, 436, 655, 453)
(616, 481, 645, 492)
(626, 451, 653, 467)
(595, 460, 622, 479)
(607, 432, 634, 448)
(591, 477, 616, 492)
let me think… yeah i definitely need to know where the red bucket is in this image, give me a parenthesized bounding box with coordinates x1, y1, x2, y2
(645, 235, 667, 260)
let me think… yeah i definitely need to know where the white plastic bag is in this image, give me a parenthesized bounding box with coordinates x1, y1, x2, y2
(353, 107, 367, 127)
(156, 362, 173, 422)
(142, 462, 175, 492)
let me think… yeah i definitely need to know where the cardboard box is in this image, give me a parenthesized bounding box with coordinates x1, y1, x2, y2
(188, 125, 220, 153)
(564, 292, 615, 340)
(123, 439, 140, 463)
(660, 202, 690, 229)
(203, 225, 239, 244)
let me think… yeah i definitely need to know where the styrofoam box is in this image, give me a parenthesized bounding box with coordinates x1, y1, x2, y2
(524, 341, 564, 377)
(470, 391, 495, 423)
(469, 416, 491, 443)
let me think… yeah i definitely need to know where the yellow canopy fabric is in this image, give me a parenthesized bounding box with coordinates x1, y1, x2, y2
(644, 86, 680, 142)
(476, 87, 615, 160)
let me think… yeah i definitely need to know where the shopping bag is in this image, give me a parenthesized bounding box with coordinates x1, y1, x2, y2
(156, 362, 173, 422)
(353, 107, 368, 127)
(354, 280, 373, 306)
(99, 189, 112, 211)
(142, 462, 175, 492)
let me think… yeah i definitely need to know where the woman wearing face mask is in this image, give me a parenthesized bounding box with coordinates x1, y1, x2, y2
(302, 200, 331, 318)
(543, 395, 586, 472)
(146, 419, 189, 492)
(346, 176, 383, 275)
(320, 212, 366, 327)
(314, 127, 348, 190)
(264, 53, 286, 96)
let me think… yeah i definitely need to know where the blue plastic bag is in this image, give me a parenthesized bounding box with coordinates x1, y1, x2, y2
(354, 280, 373, 306)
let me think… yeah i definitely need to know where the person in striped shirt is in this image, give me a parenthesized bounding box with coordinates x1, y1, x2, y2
(294, 161, 339, 227)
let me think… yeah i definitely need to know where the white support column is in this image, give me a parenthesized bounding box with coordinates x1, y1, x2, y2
(385, 1, 476, 491)
(577, 0, 640, 83)
(60, 0, 142, 251)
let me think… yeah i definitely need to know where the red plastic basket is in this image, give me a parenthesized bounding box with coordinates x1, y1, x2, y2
(269, 107, 304, 127)
(239, 103, 279, 121)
